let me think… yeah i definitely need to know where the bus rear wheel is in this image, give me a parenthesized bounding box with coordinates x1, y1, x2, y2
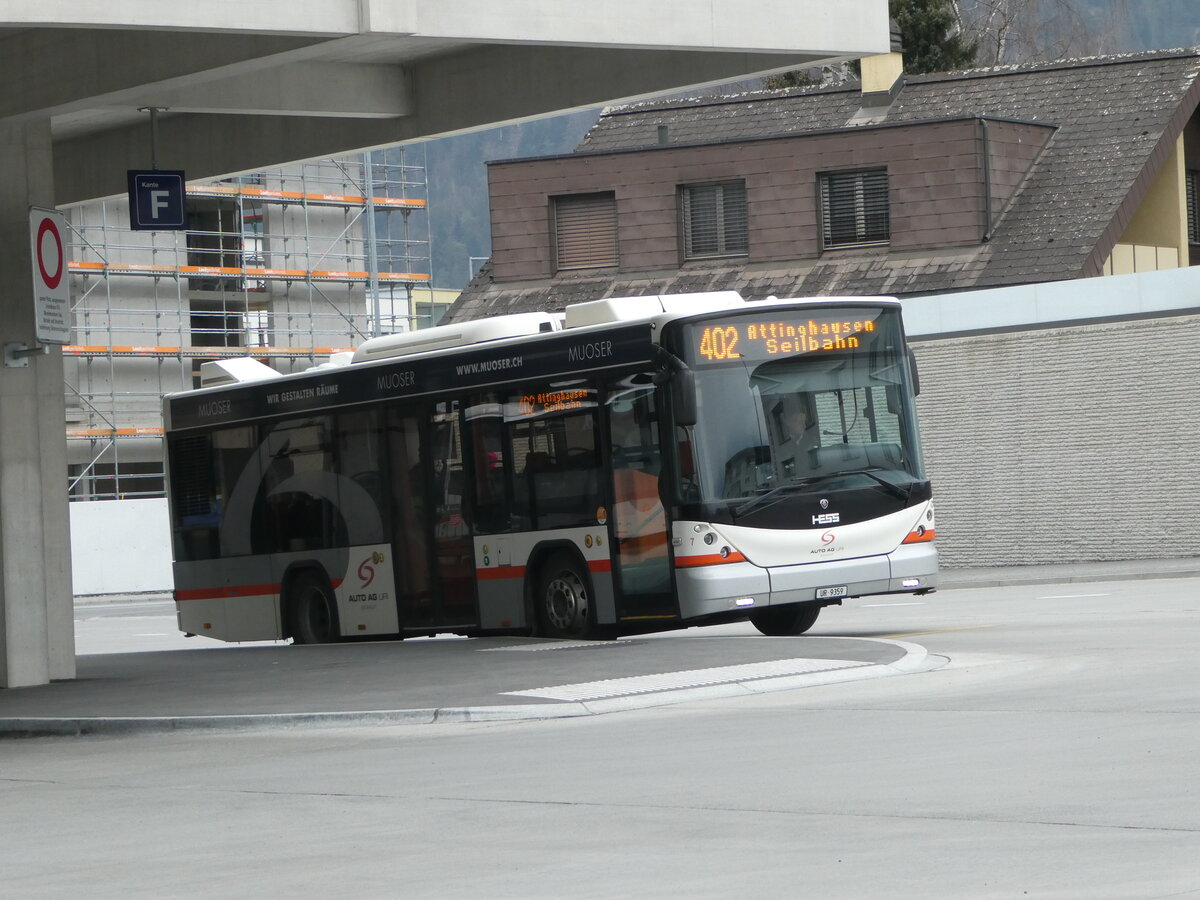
(289, 572, 340, 644)
(749, 603, 821, 636)
(537, 553, 596, 639)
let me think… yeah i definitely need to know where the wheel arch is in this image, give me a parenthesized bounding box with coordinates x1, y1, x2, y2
(523, 539, 593, 633)
(279, 560, 335, 640)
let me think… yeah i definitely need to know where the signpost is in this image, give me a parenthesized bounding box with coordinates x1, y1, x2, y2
(28, 207, 71, 345)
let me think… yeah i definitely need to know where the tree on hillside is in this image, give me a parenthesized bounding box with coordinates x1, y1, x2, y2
(954, 0, 1131, 66)
(895, 0, 979, 73)
(763, 0, 1133, 89)
(764, 0, 977, 87)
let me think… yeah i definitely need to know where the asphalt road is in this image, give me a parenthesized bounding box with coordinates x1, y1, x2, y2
(5, 574, 1200, 898)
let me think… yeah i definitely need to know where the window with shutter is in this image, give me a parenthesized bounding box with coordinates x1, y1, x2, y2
(681, 181, 748, 259)
(819, 169, 890, 250)
(553, 193, 618, 271)
(1187, 170, 1200, 247)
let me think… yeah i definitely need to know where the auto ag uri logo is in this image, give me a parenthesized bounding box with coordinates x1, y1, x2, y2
(821, 531, 836, 546)
(357, 551, 385, 587)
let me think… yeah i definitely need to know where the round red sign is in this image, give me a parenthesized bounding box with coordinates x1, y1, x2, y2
(36, 217, 63, 290)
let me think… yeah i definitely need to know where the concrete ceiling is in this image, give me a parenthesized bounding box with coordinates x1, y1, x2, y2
(0, 0, 890, 205)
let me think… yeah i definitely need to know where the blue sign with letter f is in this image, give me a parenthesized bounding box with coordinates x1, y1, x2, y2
(128, 170, 187, 230)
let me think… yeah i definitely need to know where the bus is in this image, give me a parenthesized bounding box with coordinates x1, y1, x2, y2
(163, 291, 936, 644)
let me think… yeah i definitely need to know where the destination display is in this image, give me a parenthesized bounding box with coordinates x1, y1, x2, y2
(687, 308, 888, 366)
(513, 387, 593, 417)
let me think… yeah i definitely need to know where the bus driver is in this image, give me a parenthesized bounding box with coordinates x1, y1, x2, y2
(776, 397, 819, 477)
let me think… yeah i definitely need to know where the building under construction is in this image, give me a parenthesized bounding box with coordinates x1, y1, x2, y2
(64, 149, 439, 503)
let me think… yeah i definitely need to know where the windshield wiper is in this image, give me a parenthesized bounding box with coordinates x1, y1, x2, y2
(732, 481, 819, 518)
(732, 468, 913, 518)
(822, 468, 914, 501)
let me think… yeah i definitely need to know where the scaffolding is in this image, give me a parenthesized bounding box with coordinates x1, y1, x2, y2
(65, 148, 434, 501)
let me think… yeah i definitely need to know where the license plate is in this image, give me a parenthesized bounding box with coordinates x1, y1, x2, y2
(816, 585, 848, 600)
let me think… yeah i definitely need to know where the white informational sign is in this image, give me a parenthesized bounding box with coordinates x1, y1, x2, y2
(29, 207, 72, 345)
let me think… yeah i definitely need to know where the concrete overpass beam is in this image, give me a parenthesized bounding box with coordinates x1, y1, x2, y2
(364, 0, 885, 54)
(141, 62, 412, 119)
(52, 44, 833, 204)
(0, 30, 326, 122)
(0, 120, 75, 688)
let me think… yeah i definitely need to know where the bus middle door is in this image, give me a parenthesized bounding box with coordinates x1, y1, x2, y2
(428, 400, 479, 628)
(386, 403, 478, 632)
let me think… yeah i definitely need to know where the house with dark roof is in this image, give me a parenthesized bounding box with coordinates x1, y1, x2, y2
(446, 48, 1200, 323)
(443, 49, 1200, 569)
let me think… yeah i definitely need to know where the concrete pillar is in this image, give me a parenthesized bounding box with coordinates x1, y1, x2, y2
(0, 120, 76, 688)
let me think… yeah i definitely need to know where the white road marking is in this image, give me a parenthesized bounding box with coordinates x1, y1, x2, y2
(504, 657, 869, 701)
(481, 641, 631, 652)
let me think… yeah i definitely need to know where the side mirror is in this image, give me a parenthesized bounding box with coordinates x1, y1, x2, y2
(671, 368, 697, 427)
(908, 346, 921, 397)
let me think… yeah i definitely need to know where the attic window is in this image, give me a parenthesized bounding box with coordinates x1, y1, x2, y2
(1187, 170, 1200, 246)
(553, 192, 618, 271)
(681, 181, 748, 259)
(819, 169, 890, 250)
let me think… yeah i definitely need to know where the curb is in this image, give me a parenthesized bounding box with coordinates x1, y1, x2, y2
(939, 566, 1200, 590)
(0, 639, 944, 738)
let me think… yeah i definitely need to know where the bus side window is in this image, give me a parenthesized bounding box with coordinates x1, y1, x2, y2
(335, 409, 385, 545)
(544, 412, 602, 528)
(169, 433, 221, 561)
(503, 383, 601, 530)
(255, 417, 335, 553)
(507, 424, 542, 530)
(467, 395, 511, 534)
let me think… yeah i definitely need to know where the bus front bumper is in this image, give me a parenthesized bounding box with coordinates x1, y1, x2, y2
(675, 542, 939, 619)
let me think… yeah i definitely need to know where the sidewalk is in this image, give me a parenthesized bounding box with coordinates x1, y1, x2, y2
(0, 634, 939, 737)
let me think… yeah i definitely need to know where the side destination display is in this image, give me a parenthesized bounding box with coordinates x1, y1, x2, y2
(170, 323, 654, 431)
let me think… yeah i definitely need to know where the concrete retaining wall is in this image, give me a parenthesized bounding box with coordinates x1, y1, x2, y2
(912, 313, 1200, 567)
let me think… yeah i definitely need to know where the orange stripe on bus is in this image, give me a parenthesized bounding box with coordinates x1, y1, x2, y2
(177, 583, 280, 602)
(177, 577, 342, 602)
(478, 560, 611, 580)
(675, 551, 748, 568)
(477, 566, 527, 581)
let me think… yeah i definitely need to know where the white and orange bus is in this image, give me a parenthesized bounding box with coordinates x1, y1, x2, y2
(163, 291, 936, 643)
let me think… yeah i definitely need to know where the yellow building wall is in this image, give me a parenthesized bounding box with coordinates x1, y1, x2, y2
(1117, 135, 1187, 254)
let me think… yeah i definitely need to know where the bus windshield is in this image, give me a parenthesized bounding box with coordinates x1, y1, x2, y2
(679, 305, 925, 508)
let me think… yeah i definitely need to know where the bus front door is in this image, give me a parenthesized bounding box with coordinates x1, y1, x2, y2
(606, 376, 677, 624)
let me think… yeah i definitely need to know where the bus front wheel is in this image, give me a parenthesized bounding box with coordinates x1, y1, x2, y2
(289, 572, 340, 644)
(536, 553, 596, 639)
(749, 603, 821, 636)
